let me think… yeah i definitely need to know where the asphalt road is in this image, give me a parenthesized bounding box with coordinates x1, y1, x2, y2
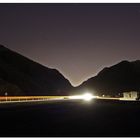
(0, 95, 121, 105)
(0, 99, 140, 137)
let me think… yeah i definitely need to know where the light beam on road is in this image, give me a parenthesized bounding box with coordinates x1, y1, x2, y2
(69, 92, 96, 101)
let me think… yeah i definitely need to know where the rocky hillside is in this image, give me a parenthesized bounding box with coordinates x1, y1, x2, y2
(0, 44, 72, 96)
(77, 60, 140, 96)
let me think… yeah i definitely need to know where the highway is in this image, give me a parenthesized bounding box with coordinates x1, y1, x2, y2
(0, 94, 122, 104)
(0, 92, 137, 104)
(0, 96, 70, 104)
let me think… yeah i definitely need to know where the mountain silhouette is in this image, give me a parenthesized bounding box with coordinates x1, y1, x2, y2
(0, 44, 139, 97)
(78, 60, 140, 96)
(0, 44, 72, 96)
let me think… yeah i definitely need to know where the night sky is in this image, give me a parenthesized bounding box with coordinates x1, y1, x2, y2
(0, 3, 140, 86)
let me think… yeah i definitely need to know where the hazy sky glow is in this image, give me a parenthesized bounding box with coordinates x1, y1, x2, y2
(0, 3, 140, 86)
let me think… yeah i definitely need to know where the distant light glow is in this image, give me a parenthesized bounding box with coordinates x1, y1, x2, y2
(82, 93, 95, 101)
(69, 92, 96, 101)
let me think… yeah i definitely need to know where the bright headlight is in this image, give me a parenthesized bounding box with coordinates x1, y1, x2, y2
(82, 93, 94, 101)
(69, 92, 95, 101)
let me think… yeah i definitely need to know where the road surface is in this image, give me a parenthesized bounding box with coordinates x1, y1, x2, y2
(0, 95, 126, 104)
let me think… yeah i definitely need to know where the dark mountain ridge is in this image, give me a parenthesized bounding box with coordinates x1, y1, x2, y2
(0, 44, 139, 96)
(0, 44, 72, 95)
(77, 60, 140, 96)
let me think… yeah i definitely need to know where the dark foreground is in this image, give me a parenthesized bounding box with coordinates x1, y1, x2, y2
(0, 99, 140, 137)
